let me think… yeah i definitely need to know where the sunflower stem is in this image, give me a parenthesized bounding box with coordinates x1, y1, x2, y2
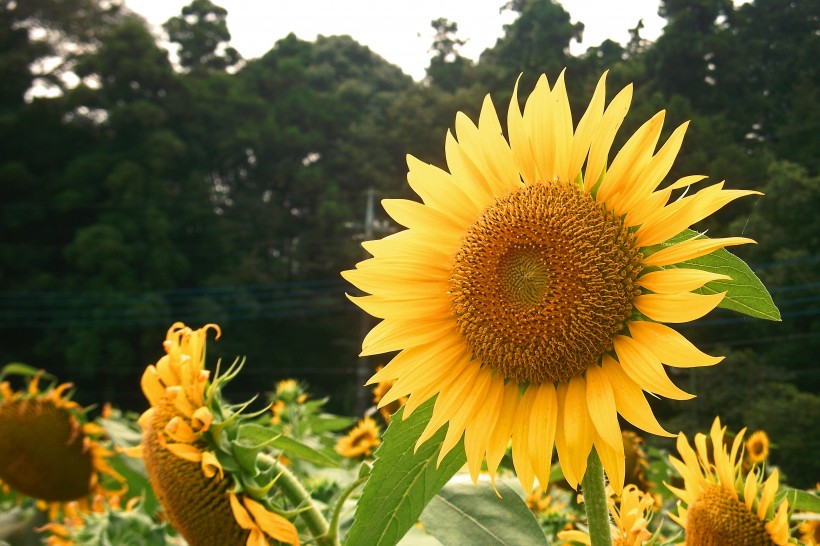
(270, 458, 339, 546)
(581, 450, 613, 546)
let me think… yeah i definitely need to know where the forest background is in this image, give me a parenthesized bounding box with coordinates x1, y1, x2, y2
(0, 0, 817, 486)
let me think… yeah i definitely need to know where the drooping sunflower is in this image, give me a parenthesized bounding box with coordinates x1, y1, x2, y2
(342, 70, 758, 492)
(131, 323, 300, 546)
(0, 367, 125, 521)
(335, 416, 382, 459)
(558, 484, 655, 546)
(666, 417, 791, 546)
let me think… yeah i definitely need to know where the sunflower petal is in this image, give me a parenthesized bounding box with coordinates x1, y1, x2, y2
(628, 321, 723, 367)
(637, 269, 731, 294)
(613, 335, 694, 400)
(600, 355, 673, 436)
(634, 292, 725, 323)
(642, 236, 755, 266)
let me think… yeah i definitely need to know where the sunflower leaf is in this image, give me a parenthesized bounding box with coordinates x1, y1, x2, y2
(658, 229, 780, 321)
(344, 398, 467, 546)
(419, 481, 549, 546)
(775, 488, 820, 513)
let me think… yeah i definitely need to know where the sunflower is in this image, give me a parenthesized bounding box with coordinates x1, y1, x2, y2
(0, 367, 125, 521)
(746, 430, 770, 465)
(342, 70, 758, 493)
(131, 323, 299, 546)
(558, 484, 655, 546)
(666, 417, 791, 545)
(799, 518, 820, 545)
(335, 417, 381, 458)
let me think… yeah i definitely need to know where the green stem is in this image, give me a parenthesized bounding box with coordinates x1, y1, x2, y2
(269, 458, 339, 546)
(581, 450, 613, 546)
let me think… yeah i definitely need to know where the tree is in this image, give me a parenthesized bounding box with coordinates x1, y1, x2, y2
(163, 0, 240, 71)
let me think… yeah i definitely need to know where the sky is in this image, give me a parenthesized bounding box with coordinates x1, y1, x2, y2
(124, 0, 666, 81)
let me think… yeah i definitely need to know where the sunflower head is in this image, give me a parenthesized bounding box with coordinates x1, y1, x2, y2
(132, 323, 300, 546)
(666, 417, 791, 546)
(745, 430, 770, 465)
(335, 417, 381, 459)
(344, 69, 761, 494)
(0, 365, 125, 521)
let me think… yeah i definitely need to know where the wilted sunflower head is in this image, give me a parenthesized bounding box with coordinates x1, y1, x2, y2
(0, 365, 125, 521)
(335, 416, 381, 459)
(666, 417, 791, 546)
(343, 69, 760, 493)
(132, 323, 300, 546)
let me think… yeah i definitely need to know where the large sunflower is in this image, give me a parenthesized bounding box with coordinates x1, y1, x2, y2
(342, 71, 758, 493)
(666, 417, 791, 545)
(131, 323, 300, 546)
(0, 367, 125, 521)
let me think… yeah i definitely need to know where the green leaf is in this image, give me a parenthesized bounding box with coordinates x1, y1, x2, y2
(0, 362, 52, 381)
(269, 435, 341, 468)
(310, 414, 356, 433)
(420, 481, 549, 546)
(775, 488, 820, 513)
(235, 423, 340, 468)
(656, 229, 780, 321)
(344, 398, 467, 546)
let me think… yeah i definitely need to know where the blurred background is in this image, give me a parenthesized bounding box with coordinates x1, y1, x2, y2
(0, 0, 817, 486)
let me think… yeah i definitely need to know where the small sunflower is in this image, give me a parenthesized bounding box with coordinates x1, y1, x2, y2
(0, 366, 125, 521)
(746, 430, 770, 465)
(558, 484, 655, 546)
(343, 70, 759, 492)
(666, 417, 791, 546)
(799, 518, 820, 545)
(335, 417, 381, 459)
(131, 323, 299, 546)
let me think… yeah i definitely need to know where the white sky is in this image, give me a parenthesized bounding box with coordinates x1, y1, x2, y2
(124, 0, 666, 81)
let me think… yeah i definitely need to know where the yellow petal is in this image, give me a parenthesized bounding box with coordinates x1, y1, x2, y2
(230, 494, 256, 530)
(628, 321, 723, 367)
(528, 383, 557, 488)
(464, 375, 505, 484)
(600, 355, 673, 437)
(243, 497, 300, 546)
(346, 294, 451, 321)
(416, 363, 481, 450)
(743, 468, 759, 511)
(637, 268, 731, 294)
(642, 236, 755, 266)
(511, 384, 537, 492)
(165, 442, 202, 463)
(406, 154, 480, 224)
(379, 198, 465, 237)
(634, 292, 725, 323)
(585, 364, 621, 450)
(201, 451, 223, 480)
(141, 366, 165, 407)
(594, 432, 625, 495)
(507, 75, 537, 185)
(613, 335, 694, 400)
(568, 71, 607, 182)
(486, 381, 520, 481)
(561, 376, 595, 489)
(525, 74, 555, 182)
(598, 110, 665, 205)
(550, 70, 573, 181)
(437, 367, 493, 465)
(361, 317, 453, 356)
(585, 83, 633, 191)
(758, 469, 779, 519)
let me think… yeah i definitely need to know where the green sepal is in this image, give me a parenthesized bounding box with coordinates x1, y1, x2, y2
(344, 397, 467, 546)
(652, 229, 780, 321)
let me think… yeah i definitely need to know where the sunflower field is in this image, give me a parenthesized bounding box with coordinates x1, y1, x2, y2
(1, 0, 818, 544)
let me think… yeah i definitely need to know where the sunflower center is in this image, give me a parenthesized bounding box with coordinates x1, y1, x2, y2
(0, 399, 94, 501)
(143, 398, 250, 546)
(449, 182, 642, 384)
(686, 485, 777, 546)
